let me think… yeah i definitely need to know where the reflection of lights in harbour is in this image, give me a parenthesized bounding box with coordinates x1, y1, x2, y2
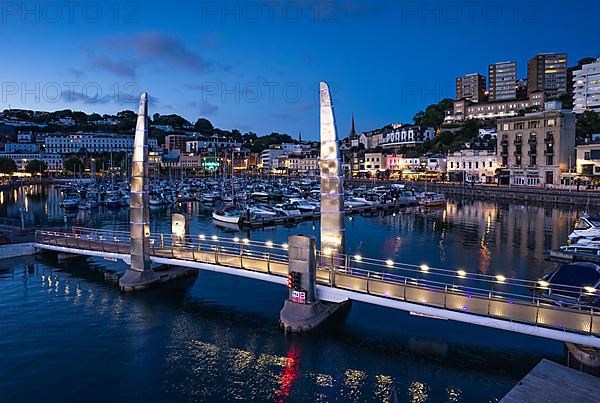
(274, 344, 301, 402)
(446, 387, 462, 402)
(374, 375, 394, 402)
(408, 381, 429, 403)
(344, 369, 368, 400)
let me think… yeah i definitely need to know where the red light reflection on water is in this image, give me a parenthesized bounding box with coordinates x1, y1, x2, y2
(274, 344, 301, 402)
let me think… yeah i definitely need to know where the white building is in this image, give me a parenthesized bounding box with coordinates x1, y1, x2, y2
(575, 139, 600, 181)
(260, 148, 287, 170)
(186, 138, 242, 153)
(44, 133, 158, 154)
(573, 58, 600, 114)
(448, 149, 498, 183)
(422, 154, 448, 174)
(0, 152, 63, 172)
(361, 152, 386, 174)
(286, 155, 319, 176)
(382, 126, 435, 148)
(17, 132, 33, 142)
(4, 143, 40, 153)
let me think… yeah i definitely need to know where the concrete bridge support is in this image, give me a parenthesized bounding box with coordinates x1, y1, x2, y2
(280, 235, 350, 333)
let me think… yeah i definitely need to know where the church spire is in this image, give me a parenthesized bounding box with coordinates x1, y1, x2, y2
(298, 131, 303, 144)
(349, 113, 356, 137)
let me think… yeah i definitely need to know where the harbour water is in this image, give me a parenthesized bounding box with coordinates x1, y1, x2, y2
(0, 185, 587, 402)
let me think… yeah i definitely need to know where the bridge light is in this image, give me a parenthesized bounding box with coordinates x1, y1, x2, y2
(243, 238, 250, 245)
(353, 255, 362, 262)
(282, 243, 289, 250)
(211, 235, 218, 241)
(495, 275, 506, 283)
(199, 234, 206, 240)
(420, 264, 429, 273)
(265, 241, 274, 248)
(584, 286, 597, 294)
(537, 280, 549, 288)
(386, 259, 394, 267)
(457, 269, 467, 278)
(233, 237, 239, 243)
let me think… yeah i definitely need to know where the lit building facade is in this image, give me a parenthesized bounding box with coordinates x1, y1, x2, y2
(573, 58, 600, 114)
(497, 109, 576, 186)
(447, 149, 498, 183)
(44, 133, 158, 154)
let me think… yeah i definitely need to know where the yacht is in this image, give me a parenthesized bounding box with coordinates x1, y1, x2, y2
(288, 198, 317, 213)
(417, 192, 445, 207)
(273, 203, 301, 217)
(344, 197, 372, 208)
(568, 213, 600, 243)
(202, 191, 221, 203)
(251, 191, 270, 201)
(539, 262, 600, 308)
(212, 205, 243, 224)
(249, 205, 278, 217)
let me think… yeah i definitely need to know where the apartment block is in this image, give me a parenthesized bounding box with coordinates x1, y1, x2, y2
(527, 53, 568, 99)
(573, 58, 600, 113)
(488, 61, 517, 101)
(456, 73, 487, 103)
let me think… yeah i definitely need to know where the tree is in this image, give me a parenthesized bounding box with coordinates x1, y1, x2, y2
(576, 111, 600, 141)
(413, 99, 454, 127)
(194, 118, 214, 133)
(25, 159, 47, 175)
(0, 158, 17, 174)
(63, 156, 83, 174)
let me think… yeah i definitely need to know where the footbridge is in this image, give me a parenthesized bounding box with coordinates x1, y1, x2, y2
(35, 227, 600, 348)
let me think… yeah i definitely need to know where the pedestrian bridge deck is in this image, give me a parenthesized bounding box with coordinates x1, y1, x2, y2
(34, 228, 600, 348)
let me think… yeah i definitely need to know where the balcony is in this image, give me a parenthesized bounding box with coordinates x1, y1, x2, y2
(514, 139, 523, 145)
(528, 150, 537, 156)
(500, 139, 509, 146)
(544, 135, 554, 143)
(544, 149, 554, 156)
(528, 137, 537, 144)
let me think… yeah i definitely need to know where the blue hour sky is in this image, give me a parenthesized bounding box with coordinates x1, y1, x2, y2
(0, 0, 598, 139)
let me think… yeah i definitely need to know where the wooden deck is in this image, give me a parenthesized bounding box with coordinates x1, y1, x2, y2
(501, 359, 600, 403)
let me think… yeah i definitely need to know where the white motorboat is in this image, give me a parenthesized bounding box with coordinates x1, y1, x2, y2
(212, 205, 242, 224)
(561, 237, 600, 255)
(249, 205, 278, 217)
(288, 198, 317, 213)
(273, 203, 301, 217)
(202, 191, 221, 203)
(251, 191, 270, 201)
(344, 197, 371, 208)
(568, 213, 600, 243)
(417, 192, 445, 207)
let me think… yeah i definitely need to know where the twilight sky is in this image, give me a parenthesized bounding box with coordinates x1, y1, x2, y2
(1, 0, 598, 139)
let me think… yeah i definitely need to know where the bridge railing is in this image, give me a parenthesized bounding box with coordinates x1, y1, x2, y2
(317, 252, 600, 337)
(34, 228, 600, 337)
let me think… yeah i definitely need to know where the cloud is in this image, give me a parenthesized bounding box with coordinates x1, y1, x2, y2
(90, 56, 137, 79)
(99, 32, 215, 75)
(61, 90, 159, 107)
(81, 32, 226, 79)
(185, 100, 219, 116)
